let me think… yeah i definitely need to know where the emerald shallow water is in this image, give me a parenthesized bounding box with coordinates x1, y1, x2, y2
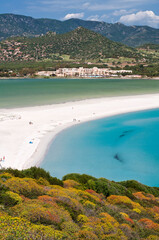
(0, 78, 159, 108)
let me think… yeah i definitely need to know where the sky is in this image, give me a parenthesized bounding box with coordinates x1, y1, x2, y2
(1, 0, 159, 28)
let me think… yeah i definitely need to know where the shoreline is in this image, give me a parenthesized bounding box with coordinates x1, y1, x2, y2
(0, 76, 159, 80)
(1, 94, 159, 170)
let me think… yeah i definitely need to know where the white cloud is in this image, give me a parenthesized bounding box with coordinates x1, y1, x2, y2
(82, 2, 90, 8)
(113, 9, 135, 16)
(87, 15, 100, 21)
(119, 10, 159, 28)
(63, 12, 84, 20)
(87, 14, 109, 21)
(28, 0, 87, 12)
(84, 0, 155, 11)
(29, 0, 158, 12)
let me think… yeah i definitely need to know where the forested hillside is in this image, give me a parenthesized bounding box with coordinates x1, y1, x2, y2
(0, 27, 139, 62)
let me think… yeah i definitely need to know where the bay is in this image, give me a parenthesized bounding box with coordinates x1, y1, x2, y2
(41, 108, 159, 187)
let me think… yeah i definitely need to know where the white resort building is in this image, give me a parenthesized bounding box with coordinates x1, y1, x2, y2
(36, 67, 132, 78)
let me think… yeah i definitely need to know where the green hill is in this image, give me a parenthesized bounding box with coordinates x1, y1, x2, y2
(0, 27, 139, 62)
(1, 167, 159, 239)
(138, 43, 159, 50)
(136, 43, 159, 66)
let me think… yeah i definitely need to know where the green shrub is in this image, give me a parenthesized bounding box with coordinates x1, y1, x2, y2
(0, 167, 63, 186)
(1, 191, 22, 206)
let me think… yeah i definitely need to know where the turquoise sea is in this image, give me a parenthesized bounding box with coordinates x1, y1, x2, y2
(41, 108, 159, 187)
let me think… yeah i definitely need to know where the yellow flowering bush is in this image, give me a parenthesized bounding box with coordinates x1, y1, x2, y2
(0, 172, 13, 180)
(61, 221, 80, 235)
(63, 179, 81, 188)
(107, 195, 142, 209)
(11, 199, 71, 226)
(120, 212, 129, 219)
(146, 235, 159, 240)
(1, 170, 159, 239)
(2, 190, 23, 206)
(133, 208, 141, 214)
(77, 214, 89, 224)
(37, 177, 50, 186)
(5, 177, 45, 198)
(83, 200, 96, 209)
(0, 211, 66, 239)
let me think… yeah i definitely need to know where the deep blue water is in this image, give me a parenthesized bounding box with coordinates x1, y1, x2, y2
(41, 109, 159, 186)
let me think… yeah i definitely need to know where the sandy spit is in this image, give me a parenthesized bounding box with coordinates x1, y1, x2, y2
(0, 94, 159, 170)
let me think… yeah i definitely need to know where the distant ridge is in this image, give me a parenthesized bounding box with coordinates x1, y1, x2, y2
(0, 13, 159, 46)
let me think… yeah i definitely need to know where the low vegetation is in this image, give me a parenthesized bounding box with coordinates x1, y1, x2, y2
(125, 64, 159, 77)
(1, 167, 159, 239)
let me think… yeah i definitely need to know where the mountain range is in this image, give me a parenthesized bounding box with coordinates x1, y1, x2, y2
(0, 13, 159, 47)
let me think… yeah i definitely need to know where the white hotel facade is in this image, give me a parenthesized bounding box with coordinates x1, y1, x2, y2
(36, 67, 132, 77)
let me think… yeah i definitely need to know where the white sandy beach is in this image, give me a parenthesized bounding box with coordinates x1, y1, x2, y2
(0, 94, 159, 170)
